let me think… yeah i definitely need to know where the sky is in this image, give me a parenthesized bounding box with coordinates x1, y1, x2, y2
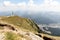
(0, 0, 60, 12)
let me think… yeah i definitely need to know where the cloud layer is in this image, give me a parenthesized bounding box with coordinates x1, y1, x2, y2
(0, 0, 60, 12)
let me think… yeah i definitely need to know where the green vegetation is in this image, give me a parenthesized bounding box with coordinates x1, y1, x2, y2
(0, 16, 42, 40)
(1, 16, 40, 33)
(5, 32, 22, 40)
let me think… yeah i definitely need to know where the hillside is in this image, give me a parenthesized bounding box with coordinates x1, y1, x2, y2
(1, 16, 40, 33)
(0, 16, 59, 40)
(0, 16, 44, 40)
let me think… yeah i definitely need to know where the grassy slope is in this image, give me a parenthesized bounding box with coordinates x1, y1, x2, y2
(5, 32, 22, 40)
(1, 16, 40, 33)
(0, 16, 41, 40)
(1, 16, 60, 40)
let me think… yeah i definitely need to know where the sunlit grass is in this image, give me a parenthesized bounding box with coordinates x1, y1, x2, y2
(1, 16, 39, 33)
(5, 32, 22, 40)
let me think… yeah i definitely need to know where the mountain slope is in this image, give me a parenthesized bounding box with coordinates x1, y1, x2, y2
(0, 16, 44, 40)
(1, 16, 40, 33)
(0, 16, 57, 40)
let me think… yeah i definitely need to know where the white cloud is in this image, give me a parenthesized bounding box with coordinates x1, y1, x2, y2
(38, 0, 60, 12)
(0, 0, 60, 12)
(4, 1, 11, 6)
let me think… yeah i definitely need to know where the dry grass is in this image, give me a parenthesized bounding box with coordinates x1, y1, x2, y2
(1, 16, 39, 33)
(5, 32, 22, 40)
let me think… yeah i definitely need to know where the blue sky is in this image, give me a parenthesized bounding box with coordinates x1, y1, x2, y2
(0, 0, 43, 4)
(0, 0, 60, 12)
(0, 0, 59, 4)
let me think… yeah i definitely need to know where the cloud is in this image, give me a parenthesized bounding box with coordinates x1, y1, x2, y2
(4, 1, 12, 6)
(39, 0, 60, 11)
(0, 0, 60, 12)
